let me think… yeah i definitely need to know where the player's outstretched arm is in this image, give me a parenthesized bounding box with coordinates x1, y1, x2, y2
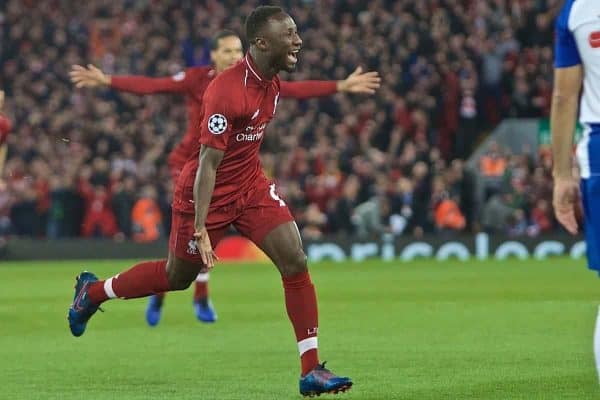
(551, 64, 583, 235)
(280, 67, 380, 99)
(193, 145, 224, 269)
(70, 64, 189, 94)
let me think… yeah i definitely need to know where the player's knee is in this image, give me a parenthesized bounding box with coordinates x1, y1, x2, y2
(166, 267, 193, 290)
(166, 257, 197, 290)
(281, 248, 307, 276)
(169, 276, 193, 291)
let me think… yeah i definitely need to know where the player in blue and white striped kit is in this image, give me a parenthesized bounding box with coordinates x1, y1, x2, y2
(552, 0, 600, 381)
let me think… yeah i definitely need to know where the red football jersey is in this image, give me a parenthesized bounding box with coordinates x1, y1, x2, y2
(173, 54, 285, 212)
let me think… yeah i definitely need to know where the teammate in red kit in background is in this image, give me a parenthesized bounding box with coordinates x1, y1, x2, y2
(78, 178, 119, 238)
(70, 30, 380, 327)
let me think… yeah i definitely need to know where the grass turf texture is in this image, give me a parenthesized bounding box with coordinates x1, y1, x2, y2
(1, 258, 599, 399)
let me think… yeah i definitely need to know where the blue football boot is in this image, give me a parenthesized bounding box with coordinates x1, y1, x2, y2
(194, 298, 217, 323)
(68, 271, 102, 337)
(299, 362, 353, 397)
(145, 295, 164, 327)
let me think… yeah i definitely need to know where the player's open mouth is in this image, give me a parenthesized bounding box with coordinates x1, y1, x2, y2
(287, 49, 300, 64)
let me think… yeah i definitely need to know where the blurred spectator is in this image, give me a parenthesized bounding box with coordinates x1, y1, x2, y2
(409, 161, 432, 236)
(352, 195, 387, 240)
(454, 76, 481, 159)
(112, 175, 137, 238)
(431, 176, 466, 233)
(327, 175, 359, 235)
(389, 177, 414, 236)
(47, 175, 84, 238)
(530, 199, 554, 235)
(507, 209, 528, 237)
(434, 197, 466, 232)
(480, 141, 508, 200)
(302, 203, 328, 240)
(480, 142, 508, 178)
(481, 193, 515, 233)
(79, 174, 119, 238)
(131, 185, 163, 243)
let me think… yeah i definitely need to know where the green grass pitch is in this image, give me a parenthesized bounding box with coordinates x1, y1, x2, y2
(1, 258, 600, 399)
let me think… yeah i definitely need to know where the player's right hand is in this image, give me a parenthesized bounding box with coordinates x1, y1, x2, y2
(553, 177, 581, 235)
(193, 226, 218, 269)
(70, 64, 110, 88)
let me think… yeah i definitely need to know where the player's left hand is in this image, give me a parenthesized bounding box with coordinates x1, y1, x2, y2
(337, 67, 381, 94)
(553, 177, 581, 235)
(70, 64, 111, 88)
(193, 226, 218, 269)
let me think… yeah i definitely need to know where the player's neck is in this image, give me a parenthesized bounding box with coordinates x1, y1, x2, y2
(248, 48, 277, 80)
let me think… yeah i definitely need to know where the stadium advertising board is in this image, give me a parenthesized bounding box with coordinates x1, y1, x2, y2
(304, 233, 585, 263)
(1, 234, 584, 261)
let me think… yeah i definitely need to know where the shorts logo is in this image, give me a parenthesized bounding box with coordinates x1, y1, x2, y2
(208, 114, 227, 135)
(187, 239, 199, 255)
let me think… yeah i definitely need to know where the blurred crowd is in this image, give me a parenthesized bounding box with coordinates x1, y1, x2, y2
(0, 0, 562, 241)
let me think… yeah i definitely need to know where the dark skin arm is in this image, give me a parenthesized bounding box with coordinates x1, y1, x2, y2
(551, 65, 583, 235)
(193, 145, 224, 269)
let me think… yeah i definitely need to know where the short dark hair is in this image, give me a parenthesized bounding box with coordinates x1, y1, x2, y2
(245, 6, 284, 44)
(210, 30, 239, 51)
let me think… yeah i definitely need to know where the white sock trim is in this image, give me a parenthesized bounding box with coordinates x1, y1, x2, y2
(104, 277, 117, 299)
(298, 337, 318, 356)
(196, 272, 210, 282)
(594, 305, 600, 384)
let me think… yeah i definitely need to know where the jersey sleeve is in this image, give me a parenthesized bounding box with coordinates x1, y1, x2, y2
(110, 69, 192, 94)
(554, 0, 581, 68)
(280, 80, 337, 99)
(198, 80, 238, 151)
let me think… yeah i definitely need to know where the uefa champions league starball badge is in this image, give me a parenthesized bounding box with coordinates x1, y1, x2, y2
(208, 114, 227, 135)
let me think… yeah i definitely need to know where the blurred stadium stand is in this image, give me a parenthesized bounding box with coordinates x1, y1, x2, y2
(0, 0, 566, 250)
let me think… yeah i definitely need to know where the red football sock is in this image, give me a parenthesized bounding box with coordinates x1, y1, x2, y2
(194, 273, 210, 302)
(282, 270, 319, 376)
(87, 260, 170, 305)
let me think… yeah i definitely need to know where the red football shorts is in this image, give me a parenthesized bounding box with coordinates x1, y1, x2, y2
(169, 180, 294, 263)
